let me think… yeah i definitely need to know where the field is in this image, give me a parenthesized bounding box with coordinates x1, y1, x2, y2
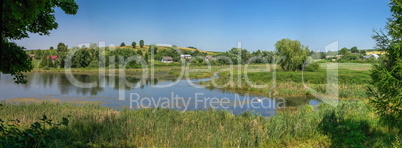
(200, 63, 373, 99)
(366, 50, 387, 55)
(0, 101, 400, 147)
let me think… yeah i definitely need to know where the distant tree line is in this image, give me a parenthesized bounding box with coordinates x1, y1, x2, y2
(29, 38, 377, 70)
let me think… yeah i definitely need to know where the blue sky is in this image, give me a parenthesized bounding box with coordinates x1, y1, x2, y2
(16, 0, 390, 52)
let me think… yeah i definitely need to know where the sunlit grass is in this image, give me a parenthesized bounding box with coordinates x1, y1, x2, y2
(0, 101, 399, 147)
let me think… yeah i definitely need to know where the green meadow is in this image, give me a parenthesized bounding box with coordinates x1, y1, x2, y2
(0, 101, 400, 147)
(201, 63, 372, 99)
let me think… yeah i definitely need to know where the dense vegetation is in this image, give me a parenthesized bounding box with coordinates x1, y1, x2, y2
(29, 40, 381, 72)
(0, 102, 400, 147)
(1, 0, 78, 83)
(369, 0, 402, 126)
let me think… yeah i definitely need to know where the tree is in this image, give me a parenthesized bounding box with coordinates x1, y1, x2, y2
(137, 50, 143, 56)
(369, 0, 402, 125)
(144, 52, 149, 63)
(50, 46, 54, 50)
(351, 46, 359, 53)
(39, 53, 49, 68)
(57, 43, 68, 52)
(34, 50, 43, 60)
(56, 42, 68, 68)
(339, 47, 349, 55)
(360, 50, 367, 56)
(320, 52, 327, 59)
(71, 47, 92, 68)
(275, 38, 310, 71)
(0, 40, 33, 83)
(148, 44, 158, 55)
(1, 0, 78, 83)
(140, 40, 144, 48)
(132, 41, 137, 48)
(47, 57, 54, 68)
(109, 48, 138, 68)
(120, 42, 126, 47)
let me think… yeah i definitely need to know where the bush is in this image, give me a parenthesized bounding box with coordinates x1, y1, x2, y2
(304, 62, 320, 72)
(0, 115, 69, 147)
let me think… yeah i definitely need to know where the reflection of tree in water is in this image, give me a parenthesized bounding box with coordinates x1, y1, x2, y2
(74, 74, 103, 95)
(108, 76, 158, 90)
(21, 72, 36, 89)
(35, 72, 56, 88)
(55, 73, 103, 96)
(51, 73, 160, 95)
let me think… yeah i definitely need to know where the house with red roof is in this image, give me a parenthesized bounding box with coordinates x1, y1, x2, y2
(47, 55, 58, 61)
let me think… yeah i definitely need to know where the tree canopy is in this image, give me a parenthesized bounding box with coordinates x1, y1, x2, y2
(1, 0, 79, 83)
(369, 0, 402, 125)
(275, 38, 310, 71)
(339, 47, 349, 55)
(132, 41, 136, 48)
(140, 40, 145, 48)
(351, 46, 359, 53)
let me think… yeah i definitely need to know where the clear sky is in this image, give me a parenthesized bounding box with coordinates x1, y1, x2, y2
(15, 0, 390, 52)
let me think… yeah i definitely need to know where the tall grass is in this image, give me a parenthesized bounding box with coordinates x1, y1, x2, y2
(0, 101, 400, 147)
(202, 69, 371, 99)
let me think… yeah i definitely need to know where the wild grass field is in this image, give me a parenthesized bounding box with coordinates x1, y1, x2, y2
(201, 63, 373, 99)
(0, 101, 400, 147)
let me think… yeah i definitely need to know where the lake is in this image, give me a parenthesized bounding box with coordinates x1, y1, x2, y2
(0, 72, 320, 116)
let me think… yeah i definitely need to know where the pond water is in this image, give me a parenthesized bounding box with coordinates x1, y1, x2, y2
(0, 72, 320, 116)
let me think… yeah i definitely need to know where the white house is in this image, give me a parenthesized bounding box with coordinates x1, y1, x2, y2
(361, 54, 379, 60)
(180, 54, 192, 59)
(369, 54, 380, 59)
(161, 56, 173, 63)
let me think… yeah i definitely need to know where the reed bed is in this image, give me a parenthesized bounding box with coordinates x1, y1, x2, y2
(0, 101, 400, 147)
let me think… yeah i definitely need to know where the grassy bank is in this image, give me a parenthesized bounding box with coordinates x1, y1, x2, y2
(201, 63, 372, 99)
(0, 101, 400, 147)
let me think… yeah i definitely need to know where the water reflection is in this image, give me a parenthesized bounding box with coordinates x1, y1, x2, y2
(0, 72, 321, 116)
(16, 72, 162, 96)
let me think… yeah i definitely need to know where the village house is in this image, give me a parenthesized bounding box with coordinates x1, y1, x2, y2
(29, 54, 35, 59)
(47, 55, 58, 61)
(161, 56, 173, 63)
(204, 55, 216, 61)
(180, 54, 192, 59)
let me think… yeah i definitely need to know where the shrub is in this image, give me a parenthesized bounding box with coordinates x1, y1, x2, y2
(0, 115, 69, 147)
(304, 62, 320, 72)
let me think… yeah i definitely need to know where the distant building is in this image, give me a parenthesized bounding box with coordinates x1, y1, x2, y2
(47, 55, 58, 61)
(325, 55, 343, 59)
(180, 54, 192, 59)
(204, 55, 216, 61)
(161, 56, 173, 63)
(29, 54, 35, 59)
(360, 54, 379, 60)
